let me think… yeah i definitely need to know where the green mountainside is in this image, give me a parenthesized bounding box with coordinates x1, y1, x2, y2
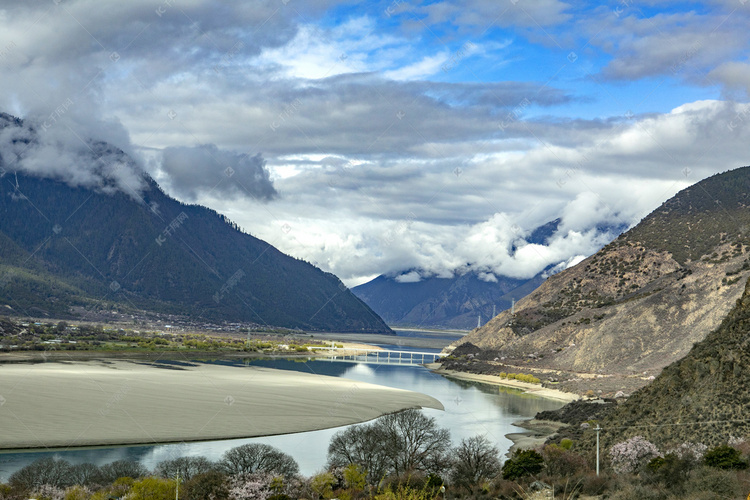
(0, 116, 390, 333)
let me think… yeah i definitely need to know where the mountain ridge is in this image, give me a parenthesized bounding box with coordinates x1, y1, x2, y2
(0, 114, 391, 333)
(452, 166, 750, 386)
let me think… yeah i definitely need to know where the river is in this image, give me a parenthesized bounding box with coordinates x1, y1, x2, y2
(0, 332, 564, 480)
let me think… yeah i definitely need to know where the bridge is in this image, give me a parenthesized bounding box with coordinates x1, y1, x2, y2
(308, 346, 443, 365)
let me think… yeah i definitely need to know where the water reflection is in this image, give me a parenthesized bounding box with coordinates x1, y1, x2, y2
(0, 358, 563, 479)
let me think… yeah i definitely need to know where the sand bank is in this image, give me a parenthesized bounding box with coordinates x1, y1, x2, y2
(428, 365, 579, 403)
(0, 360, 443, 449)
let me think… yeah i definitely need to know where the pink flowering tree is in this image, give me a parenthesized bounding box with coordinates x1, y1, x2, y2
(667, 441, 708, 463)
(609, 436, 661, 474)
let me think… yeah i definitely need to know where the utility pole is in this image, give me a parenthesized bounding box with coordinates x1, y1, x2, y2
(595, 424, 602, 476)
(477, 314, 481, 328)
(511, 298, 515, 315)
(175, 471, 180, 499)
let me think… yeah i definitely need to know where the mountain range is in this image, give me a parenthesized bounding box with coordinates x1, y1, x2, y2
(454, 165, 750, 386)
(0, 113, 390, 333)
(353, 218, 626, 330)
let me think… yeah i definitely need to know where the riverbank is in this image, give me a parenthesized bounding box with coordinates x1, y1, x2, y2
(0, 341, 382, 364)
(505, 419, 570, 454)
(427, 365, 580, 403)
(0, 359, 442, 449)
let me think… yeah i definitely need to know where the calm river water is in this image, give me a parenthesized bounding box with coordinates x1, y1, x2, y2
(0, 339, 564, 479)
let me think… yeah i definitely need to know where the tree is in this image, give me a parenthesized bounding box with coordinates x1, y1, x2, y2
(327, 409, 451, 483)
(98, 459, 149, 483)
(68, 463, 103, 486)
(501, 449, 544, 480)
(704, 445, 749, 470)
(377, 409, 451, 477)
(156, 456, 215, 481)
(449, 435, 502, 488)
(218, 443, 299, 479)
(608, 436, 661, 474)
(327, 424, 391, 483)
(8, 457, 72, 489)
(127, 477, 177, 500)
(183, 471, 230, 500)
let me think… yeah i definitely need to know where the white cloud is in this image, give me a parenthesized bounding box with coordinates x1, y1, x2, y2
(384, 52, 450, 81)
(395, 271, 422, 283)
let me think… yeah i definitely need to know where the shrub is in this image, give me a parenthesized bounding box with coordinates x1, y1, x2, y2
(541, 444, 588, 477)
(29, 484, 65, 500)
(703, 445, 749, 470)
(64, 485, 92, 500)
(501, 449, 544, 480)
(644, 453, 694, 489)
(310, 472, 336, 499)
(609, 436, 661, 474)
(608, 483, 668, 500)
(127, 477, 177, 500)
(342, 463, 367, 491)
(684, 466, 742, 497)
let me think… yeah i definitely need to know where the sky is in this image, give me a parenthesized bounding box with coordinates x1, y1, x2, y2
(1, 0, 749, 287)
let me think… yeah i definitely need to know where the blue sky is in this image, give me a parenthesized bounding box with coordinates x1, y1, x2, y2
(0, 0, 749, 285)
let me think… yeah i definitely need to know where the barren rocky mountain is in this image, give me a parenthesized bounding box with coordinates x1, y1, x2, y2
(452, 166, 750, 388)
(595, 274, 750, 449)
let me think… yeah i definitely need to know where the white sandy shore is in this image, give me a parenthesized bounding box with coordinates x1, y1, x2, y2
(0, 361, 443, 449)
(427, 365, 580, 402)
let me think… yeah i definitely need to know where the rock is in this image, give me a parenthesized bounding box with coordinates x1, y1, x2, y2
(530, 480, 551, 491)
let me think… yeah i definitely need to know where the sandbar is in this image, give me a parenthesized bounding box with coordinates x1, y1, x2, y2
(427, 365, 579, 402)
(0, 360, 443, 449)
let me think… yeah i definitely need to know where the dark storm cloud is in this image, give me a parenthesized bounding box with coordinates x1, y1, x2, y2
(160, 145, 277, 202)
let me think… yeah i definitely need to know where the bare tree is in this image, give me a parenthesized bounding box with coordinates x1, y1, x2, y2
(377, 409, 451, 477)
(449, 435, 502, 488)
(99, 459, 149, 483)
(327, 424, 391, 483)
(218, 443, 299, 479)
(8, 457, 72, 489)
(68, 462, 104, 486)
(327, 409, 451, 483)
(155, 456, 215, 481)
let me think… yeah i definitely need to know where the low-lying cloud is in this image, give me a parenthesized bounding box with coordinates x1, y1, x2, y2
(159, 145, 277, 202)
(0, 113, 146, 197)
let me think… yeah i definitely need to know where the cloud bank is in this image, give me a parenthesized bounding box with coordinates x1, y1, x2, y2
(1, 0, 749, 286)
